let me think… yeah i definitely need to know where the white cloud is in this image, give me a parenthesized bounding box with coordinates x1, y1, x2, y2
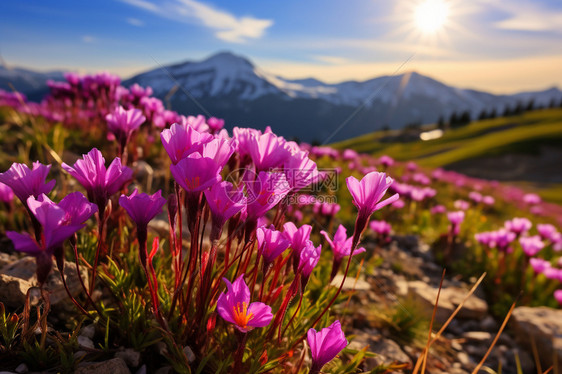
(313, 55, 351, 65)
(127, 17, 145, 27)
(491, 1, 562, 33)
(82, 35, 96, 43)
(120, 0, 273, 43)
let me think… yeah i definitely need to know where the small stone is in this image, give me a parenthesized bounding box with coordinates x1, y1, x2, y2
(116, 349, 141, 367)
(451, 340, 463, 351)
(0, 274, 33, 308)
(75, 358, 131, 374)
(74, 351, 88, 360)
(134, 365, 146, 374)
(77, 336, 94, 350)
(462, 331, 492, 342)
(80, 325, 96, 339)
(457, 352, 472, 366)
(480, 316, 498, 332)
(14, 364, 28, 374)
(183, 346, 195, 363)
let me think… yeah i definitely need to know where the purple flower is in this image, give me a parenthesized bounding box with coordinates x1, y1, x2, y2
(200, 138, 235, 169)
(216, 274, 273, 333)
(170, 154, 222, 193)
(346, 171, 399, 223)
(245, 171, 291, 220)
(431, 204, 446, 214)
(307, 320, 348, 373)
(105, 106, 145, 149)
(0, 182, 14, 203)
(207, 117, 225, 132)
(370, 220, 392, 238)
(298, 241, 321, 283)
(378, 155, 394, 168)
(119, 189, 166, 228)
(519, 235, 545, 257)
(469, 191, 483, 203)
(247, 132, 292, 171)
(7, 192, 97, 284)
(523, 193, 541, 205)
(62, 148, 132, 210)
(321, 225, 366, 262)
(505, 217, 532, 236)
(160, 123, 213, 165)
(283, 222, 312, 255)
(284, 150, 319, 192)
(537, 224, 559, 242)
(482, 195, 495, 206)
(529, 258, 551, 274)
(257, 225, 291, 265)
(204, 181, 246, 240)
(0, 162, 56, 206)
(454, 200, 470, 211)
(554, 290, 562, 305)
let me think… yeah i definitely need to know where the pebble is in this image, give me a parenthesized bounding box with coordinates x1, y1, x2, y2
(14, 364, 27, 374)
(77, 336, 94, 350)
(80, 324, 96, 339)
(115, 348, 141, 367)
(134, 365, 146, 374)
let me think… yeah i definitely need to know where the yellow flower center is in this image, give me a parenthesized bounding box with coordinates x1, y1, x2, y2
(232, 302, 254, 329)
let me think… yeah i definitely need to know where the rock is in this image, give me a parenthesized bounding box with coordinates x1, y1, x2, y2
(0, 252, 18, 268)
(0, 274, 33, 308)
(407, 281, 488, 323)
(115, 348, 141, 367)
(510, 306, 562, 370)
(183, 346, 196, 363)
(14, 364, 27, 374)
(75, 358, 131, 374)
(462, 331, 492, 343)
(479, 316, 498, 332)
(154, 367, 173, 374)
(330, 274, 371, 291)
(134, 365, 146, 374)
(0, 257, 89, 310)
(77, 336, 94, 350)
(80, 325, 96, 339)
(370, 338, 412, 367)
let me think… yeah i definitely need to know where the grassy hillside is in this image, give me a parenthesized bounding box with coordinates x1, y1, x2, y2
(332, 108, 562, 165)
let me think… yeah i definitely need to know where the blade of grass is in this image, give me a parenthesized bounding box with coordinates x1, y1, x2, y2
(420, 269, 446, 374)
(531, 334, 542, 374)
(472, 297, 517, 374)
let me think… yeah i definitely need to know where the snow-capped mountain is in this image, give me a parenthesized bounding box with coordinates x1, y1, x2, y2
(2, 52, 560, 142)
(0, 65, 64, 100)
(123, 52, 562, 141)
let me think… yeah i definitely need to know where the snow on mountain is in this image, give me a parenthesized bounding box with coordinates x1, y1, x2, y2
(0, 65, 64, 95)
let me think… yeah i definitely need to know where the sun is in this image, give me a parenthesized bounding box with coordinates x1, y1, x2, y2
(414, 0, 449, 34)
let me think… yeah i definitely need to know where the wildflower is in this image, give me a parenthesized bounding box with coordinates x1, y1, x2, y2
(554, 290, 562, 305)
(257, 225, 291, 266)
(447, 211, 465, 235)
(0, 162, 55, 206)
(62, 148, 132, 212)
(529, 258, 551, 274)
(284, 150, 318, 192)
(370, 220, 392, 244)
(482, 195, 495, 206)
(469, 191, 482, 203)
(537, 223, 559, 243)
(454, 200, 470, 210)
(105, 106, 145, 150)
(298, 241, 322, 286)
(431, 204, 446, 214)
(504, 217, 532, 236)
(207, 117, 225, 132)
(321, 225, 365, 280)
(378, 155, 394, 168)
(160, 123, 213, 165)
(216, 274, 273, 333)
(204, 181, 246, 242)
(283, 222, 313, 272)
(200, 138, 235, 169)
(247, 132, 292, 171)
(519, 235, 545, 257)
(170, 154, 222, 193)
(523, 193, 541, 205)
(0, 182, 14, 203)
(245, 171, 291, 221)
(307, 320, 348, 374)
(7, 192, 97, 284)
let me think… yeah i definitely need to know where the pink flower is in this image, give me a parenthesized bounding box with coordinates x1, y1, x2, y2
(283, 222, 313, 272)
(431, 204, 446, 214)
(378, 155, 394, 168)
(537, 224, 559, 242)
(247, 132, 292, 171)
(298, 241, 322, 284)
(204, 181, 246, 241)
(346, 171, 399, 222)
(554, 290, 562, 305)
(216, 274, 273, 333)
(447, 211, 465, 235)
(0, 162, 56, 206)
(482, 195, 495, 206)
(284, 150, 319, 192)
(519, 235, 545, 257)
(62, 148, 132, 210)
(505, 217, 532, 236)
(0, 182, 14, 203)
(105, 106, 145, 149)
(529, 258, 551, 274)
(160, 123, 213, 165)
(170, 154, 222, 193)
(257, 225, 291, 265)
(469, 191, 482, 203)
(454, 200, 470, 210)
(370, 220, 392, 238)
(307, 320, 348, 373)
(523, 193, 541, 205)
(245, 171, 291, 220)
(119, 189, 166, 228)
(321, 225, 366, 262)
(207, 117, 225, 132)
(200, 138, 235, 169)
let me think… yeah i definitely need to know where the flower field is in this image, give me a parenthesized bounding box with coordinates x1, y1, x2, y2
(0, 73, 561, 373)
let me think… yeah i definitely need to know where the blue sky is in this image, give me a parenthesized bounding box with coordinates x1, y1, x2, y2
(1, 0, 561, 93)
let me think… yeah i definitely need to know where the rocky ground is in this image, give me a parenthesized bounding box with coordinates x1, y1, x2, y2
(0, 233, 561, 373)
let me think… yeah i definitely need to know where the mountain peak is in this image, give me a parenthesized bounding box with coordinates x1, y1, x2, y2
(204, 51, 254, 68)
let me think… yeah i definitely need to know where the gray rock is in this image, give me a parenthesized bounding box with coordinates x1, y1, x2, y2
(80, 324, 96, 339)
(183, 346, 195, 363)
(0, 257, 89, 310)
(510, 306, 562, 371)
(480, 315, 498, 332)
(407, 281, 488, 323)
(77, 336, 94, 350)
(14, 364, 28, 374)
(370, 338, 412, 367)
(0, 252, 18, 268)
(75, 358, 131, 374)
(134, 365, 146, 374)
(115, 348, 141, 367)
